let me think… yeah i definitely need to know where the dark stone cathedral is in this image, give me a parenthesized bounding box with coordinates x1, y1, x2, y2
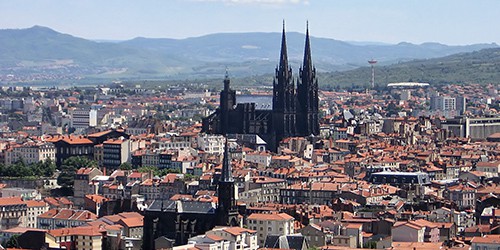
(202, 23, 320, 150)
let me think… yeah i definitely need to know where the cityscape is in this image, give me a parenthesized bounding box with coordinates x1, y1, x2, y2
(0, 1, 499, 250)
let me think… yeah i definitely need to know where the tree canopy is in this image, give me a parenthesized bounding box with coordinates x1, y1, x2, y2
(0, 159, 56, 178)
(57, 156, 96, 187)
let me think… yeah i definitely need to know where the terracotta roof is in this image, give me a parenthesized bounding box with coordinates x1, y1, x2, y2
(222, 226, 256, 236)
(24, 200, 47, 207)
(0, 226, 46, 234)
(48, 226, 104, 237)
(251, 176, 285, 184)
(76, 167, 98, 175)
(471, 234, 500, 244)
(391, 242, 443, 250)
(206, 234, 224, 241)
(39, 209, 97, 221)
(0, 197, 25, 206)
(248, 212, 294, 221)
(118, 217, 144, 228)
(85, 194, 108, 204)
(128, 172, 144, 178)
(47, 135, 93, 145)
(87, 130, 116, 138)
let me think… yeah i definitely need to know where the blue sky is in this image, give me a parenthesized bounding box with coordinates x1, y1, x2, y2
(0, 0, 498, 45)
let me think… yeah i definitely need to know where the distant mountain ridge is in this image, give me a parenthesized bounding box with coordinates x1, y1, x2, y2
(0, 25, 497, 82)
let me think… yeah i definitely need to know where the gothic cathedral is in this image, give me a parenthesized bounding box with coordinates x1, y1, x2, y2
(202, 22, 320, 150)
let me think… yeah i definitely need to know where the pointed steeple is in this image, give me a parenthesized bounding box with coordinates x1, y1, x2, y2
(221, 137, 233, 182)
(303, 21, 313, 75)
(216, 136, 238, 227)
(223, 67, 230, 91)
(278, 20, 289, 76)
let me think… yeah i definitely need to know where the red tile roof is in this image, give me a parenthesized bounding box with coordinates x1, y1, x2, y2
(471, 234, 500, 244)
(39, 209, 97, 221)
(0, 197, 25, 206)
(248, 212, 294, 221)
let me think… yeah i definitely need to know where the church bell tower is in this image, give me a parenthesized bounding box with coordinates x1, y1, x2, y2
(216, 137, 239, 226)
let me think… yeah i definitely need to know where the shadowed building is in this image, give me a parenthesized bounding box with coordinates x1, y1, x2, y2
(203, 22, 320, 151)
(143, 139, 239, 248)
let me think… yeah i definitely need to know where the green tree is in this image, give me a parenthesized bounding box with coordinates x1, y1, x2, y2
(4, 235, 20, 248)
(138, 166, 160, 176)
(119, 162, 133, 170)
(57, 156, 96, 187)
(137, 166, 181, 177)
(32, 159, 57, 177)
(363, 241, 377, 248)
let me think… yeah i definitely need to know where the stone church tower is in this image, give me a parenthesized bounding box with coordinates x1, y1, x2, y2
(216, 138, 239, 226)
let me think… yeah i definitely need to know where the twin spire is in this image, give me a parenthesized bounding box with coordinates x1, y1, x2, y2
(278, 21, 313, 78)
(221, 21, 314, 183)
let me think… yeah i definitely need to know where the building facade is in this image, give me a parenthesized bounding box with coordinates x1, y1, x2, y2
(5, 142, 55, 165)
(247, 213, 295, 246)
(0, 197, 27, 230)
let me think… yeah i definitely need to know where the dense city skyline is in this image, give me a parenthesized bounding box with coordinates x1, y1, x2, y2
(1, 0, 499, 45)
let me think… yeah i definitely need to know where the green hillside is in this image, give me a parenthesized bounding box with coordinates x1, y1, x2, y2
(320, 48, 500, 87)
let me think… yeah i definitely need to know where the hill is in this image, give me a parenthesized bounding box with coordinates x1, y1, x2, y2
(0, 26, 497, 83)
(320, 48, 500, 87)
(119, 32, 498, 76)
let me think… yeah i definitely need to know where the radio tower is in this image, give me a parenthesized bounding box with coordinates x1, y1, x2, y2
(368, 59, 377, 88)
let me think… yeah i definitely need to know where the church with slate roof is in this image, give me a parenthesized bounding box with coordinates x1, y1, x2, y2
(142, 138, 239, 248)
(202, 22, 320, 151)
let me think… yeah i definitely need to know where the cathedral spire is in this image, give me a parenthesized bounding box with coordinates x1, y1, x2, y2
(224, 68, 230, 91)
(302, 21, 313, 76)
(221, 137, 233, 182)
(279, 20, 289, 76)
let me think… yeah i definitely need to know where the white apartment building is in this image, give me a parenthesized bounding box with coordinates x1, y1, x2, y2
(197, 134, 225, 154)
(155, 140, 191, 151)
(0, 197, 28, 230)
(25, 200, 49, 228)
(244, 151, 271, 167)
(247, 213, 294, 246)
(5, 142, 55, 165)
(201, 226, 258, 250)
(70, 107, 96, 130)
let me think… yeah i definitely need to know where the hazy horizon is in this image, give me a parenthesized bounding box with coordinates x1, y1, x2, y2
(1, 0, 499, 46)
